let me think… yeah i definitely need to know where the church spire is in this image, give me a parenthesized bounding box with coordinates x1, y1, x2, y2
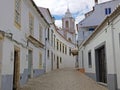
(64, 8, 72, 17)
(64, 0, 72, 17)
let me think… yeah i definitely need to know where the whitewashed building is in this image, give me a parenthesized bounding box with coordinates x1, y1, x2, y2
(77, 0, 120, 45)
(78, 4, 120, 90)
(0, 0, 76, 89)
(57, 8, 76, 44)
(0, 0, 49, 90)
(39, 7, 76, 72)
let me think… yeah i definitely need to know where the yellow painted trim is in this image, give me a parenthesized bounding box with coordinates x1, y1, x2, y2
(14, 0, 21, 30)
(14, 22, 21, 30)
(29, 12, 34, 36)
(14, 45, 20, 51)
(14, 45, 20, 88)
(28, 47, 33, 51)
(0, 33, 4, 40)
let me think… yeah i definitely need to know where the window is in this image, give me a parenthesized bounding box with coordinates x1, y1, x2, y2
(39, 53, 42, 69)
(89, 28, 94, 31)
(60, 57, 62, 63)
(69, 48, 71, 56)
(39, 24, 42, 41)
(14, 0, 21, 29)
(66, 21, 69, 28)
(29, 13, 34, 35)
(65, 45, 67, 54)
(68, 38, 72, 42)
(51, 30, 53, 46)
(51, 51, 53, 62)
(47, 28, 50, 41)
(54, 35, 56, 48)
(47, 50, 49, 58)
(88, 51, 92, 68)
(60, 42, 61, 52)
(63, 44, 64, 53)
(105, 8, 111, 15)
(57, 39, 59, 50)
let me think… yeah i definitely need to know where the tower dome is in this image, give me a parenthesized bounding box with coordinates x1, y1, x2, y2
(64, 8, 72, 17)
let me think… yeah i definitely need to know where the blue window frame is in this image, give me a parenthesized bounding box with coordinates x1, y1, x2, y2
(89, 28, 94, 31)
(105, 8, 111, 15)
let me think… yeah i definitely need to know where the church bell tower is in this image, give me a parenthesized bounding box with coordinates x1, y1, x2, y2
(62, 8, 76, 43)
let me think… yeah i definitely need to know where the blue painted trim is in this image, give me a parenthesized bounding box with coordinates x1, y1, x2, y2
(20, 69, 29, 86)
(85, 72, 96, 81)
(1, 75, 13, 90)
(33, 69, 45, 77)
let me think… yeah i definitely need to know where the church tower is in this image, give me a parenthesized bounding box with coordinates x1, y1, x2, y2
(62, 8, 76, 43)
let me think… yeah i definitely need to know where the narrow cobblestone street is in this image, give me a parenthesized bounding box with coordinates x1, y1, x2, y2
(19, 68, 108, 90)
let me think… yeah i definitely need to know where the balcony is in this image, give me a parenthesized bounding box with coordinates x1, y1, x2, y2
(71, 47, 78, 56)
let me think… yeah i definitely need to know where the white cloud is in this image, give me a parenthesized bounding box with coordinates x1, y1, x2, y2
(34, 0, 111, 26)
(55, 20, 62, 28)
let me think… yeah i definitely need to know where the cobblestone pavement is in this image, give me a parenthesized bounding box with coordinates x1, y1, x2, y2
(19, 68, 108, 90)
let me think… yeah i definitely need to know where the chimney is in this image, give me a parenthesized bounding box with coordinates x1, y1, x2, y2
(95, 0, 98, 4)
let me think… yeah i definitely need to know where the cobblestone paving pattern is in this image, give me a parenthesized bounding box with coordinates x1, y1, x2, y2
(19, 68, 108, 90)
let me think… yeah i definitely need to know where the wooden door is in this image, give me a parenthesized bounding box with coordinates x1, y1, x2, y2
(95, 45, 107, 83)
(13, 47, 20, 90)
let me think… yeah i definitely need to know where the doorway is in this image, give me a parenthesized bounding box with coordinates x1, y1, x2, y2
(51, 52, 53, 70)
(57, 56, 59, 69)
(95, 45, 107, 83)
(13, 46, 20, 90)
(28, 50, 33, 78)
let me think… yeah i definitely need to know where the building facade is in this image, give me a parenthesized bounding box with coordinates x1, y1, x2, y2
(77, 0, 120, 45)
(0, 0, 49, 90)
(39, 7, 76, 72)
(78, 4, 120, 90)
(0, 0, 76, 90)
(57, 8, 76, 44)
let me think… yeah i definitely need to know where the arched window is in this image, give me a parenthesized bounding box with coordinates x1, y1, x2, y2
(68, 38, 72, 42)
(66, 21, 69, 28)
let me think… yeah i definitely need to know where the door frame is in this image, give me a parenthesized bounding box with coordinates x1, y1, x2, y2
(13, 46, 20, 90)
(95, 44, 107, 84)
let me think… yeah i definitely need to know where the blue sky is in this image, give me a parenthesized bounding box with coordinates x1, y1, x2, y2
(34, 0, 110, 27)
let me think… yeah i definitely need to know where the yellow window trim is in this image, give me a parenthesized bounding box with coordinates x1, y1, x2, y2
(14, 22, 21, 30)
(0, 33, 4, 40)
(29, 12, 34, 36)
(14, 0, 21, 30)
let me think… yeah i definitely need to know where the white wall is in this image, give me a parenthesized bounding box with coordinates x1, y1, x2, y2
(112, 14, 120, 89)
(0, 0, 48, 75)
(79, 23, 116, 74)
(54, 30, 76, 69)
(78, 0, 120, 45)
